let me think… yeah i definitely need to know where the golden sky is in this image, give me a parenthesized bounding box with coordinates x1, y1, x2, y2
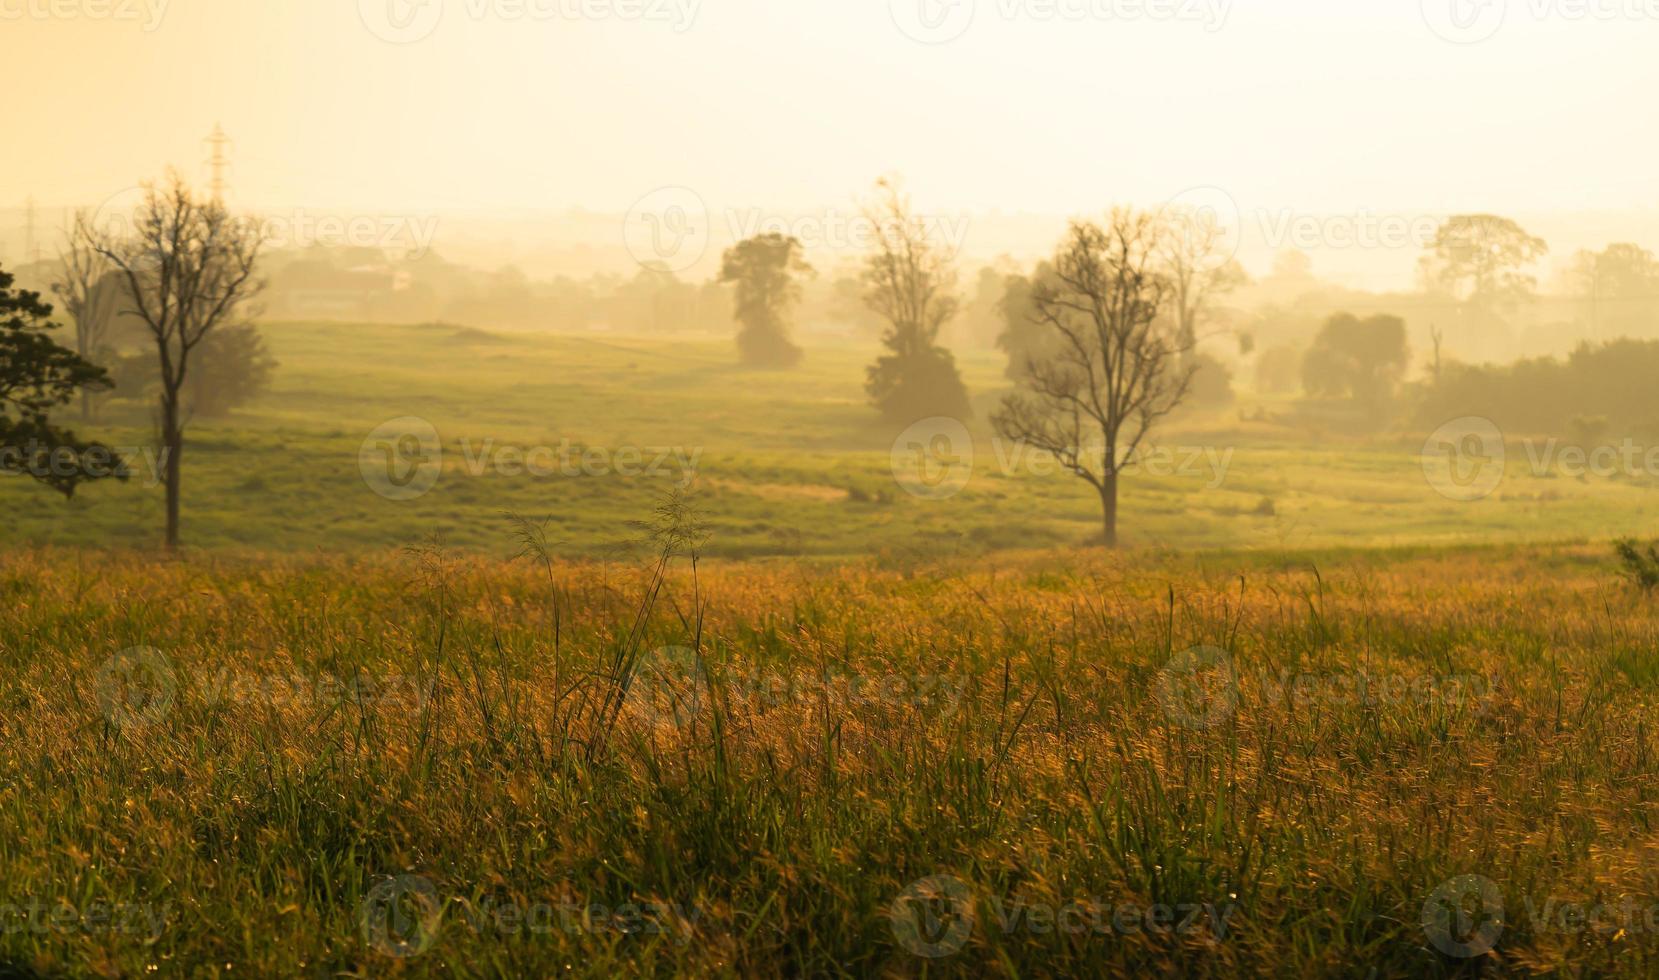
(6, 0, 1658, 268)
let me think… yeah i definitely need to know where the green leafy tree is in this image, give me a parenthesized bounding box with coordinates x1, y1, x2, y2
(719, 233, 812, 367)
(187, 323, 277, 417)
(1570, 243, 1659, 339)
(997, 263, 1065, 381)
(1301, 312, 1410, 409)
(1423, 215, 1547, 338)
(861, 179, 971, 423)
(0, 265, 123, 497)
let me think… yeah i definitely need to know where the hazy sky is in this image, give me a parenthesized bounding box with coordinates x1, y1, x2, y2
(6, 0, 1659, 286)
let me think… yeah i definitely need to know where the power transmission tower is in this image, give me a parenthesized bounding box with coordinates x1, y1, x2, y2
(205, 123, 232, 204)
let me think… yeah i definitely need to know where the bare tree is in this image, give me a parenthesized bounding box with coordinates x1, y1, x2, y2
(1158, 202, 1246, 349)
(78, 172, 264, 550)
(861, 177, 971, 423)
(992, 209, 1194, 547)
(52, 217, 121, 420)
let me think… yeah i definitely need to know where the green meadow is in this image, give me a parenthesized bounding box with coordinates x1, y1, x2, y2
(6, 320, 1659, 558)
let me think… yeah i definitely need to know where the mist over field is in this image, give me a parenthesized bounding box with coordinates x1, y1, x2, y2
(5, 3, 1659, 978)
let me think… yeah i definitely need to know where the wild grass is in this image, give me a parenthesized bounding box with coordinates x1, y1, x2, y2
(2, 534, 1656, 977)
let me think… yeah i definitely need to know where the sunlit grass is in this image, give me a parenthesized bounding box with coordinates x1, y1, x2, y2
(2, 539, 1656, 976)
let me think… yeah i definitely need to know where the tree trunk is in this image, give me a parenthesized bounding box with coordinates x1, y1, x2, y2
(162, 397, 182, 551)
(1100, 471, 1119, 548)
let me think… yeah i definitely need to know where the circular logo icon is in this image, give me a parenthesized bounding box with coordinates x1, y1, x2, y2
(890, 874, 974, 958)
(623, 186, 710, 274)
(891, 417, 974, 500)
(1422, 416, 1505, 502)
(360, 417, 442, 501)
(626, 646, 710, 729)
(890, 0, 976, 44)
(1159, 186, 1244, 274)
(96, 647, 177, 732)
(358, 0, 445, 43)
(1422, 0, 1507, 44)
(86, 185, 151, 245)
(1154, 645, 1239, 730)
(362, 874, 443, 958)
(1422, 875, 1504, 958)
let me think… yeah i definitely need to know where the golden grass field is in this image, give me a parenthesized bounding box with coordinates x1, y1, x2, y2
(4, 532, 1657, 977)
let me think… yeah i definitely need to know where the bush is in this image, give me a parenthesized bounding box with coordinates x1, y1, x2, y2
(1614, 539, 1659, 592)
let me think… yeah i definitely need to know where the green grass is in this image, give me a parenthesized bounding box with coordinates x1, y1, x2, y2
(7, 324, 1659, 975)
(7, 320, 1659, 557)
(2, 539, 1657, 976)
